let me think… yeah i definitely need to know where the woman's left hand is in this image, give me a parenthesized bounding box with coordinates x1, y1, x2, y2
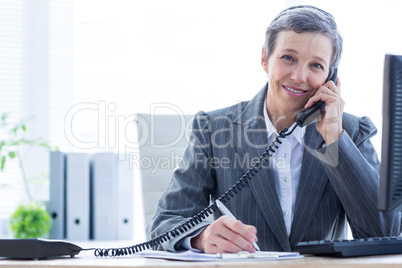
(304, 77, 345, 145)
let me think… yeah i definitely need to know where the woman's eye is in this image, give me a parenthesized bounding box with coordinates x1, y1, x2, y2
(282, 55, 293, 61)
(312, 63, 323, 69)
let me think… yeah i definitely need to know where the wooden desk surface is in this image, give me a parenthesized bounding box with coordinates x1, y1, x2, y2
(2, 250, 402, 268)
(1, 241, 402, 268)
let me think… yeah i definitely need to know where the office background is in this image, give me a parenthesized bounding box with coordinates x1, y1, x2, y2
(0, 0, 401, 241)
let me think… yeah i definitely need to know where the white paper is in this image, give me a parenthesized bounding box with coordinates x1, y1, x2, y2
(136, 250, 302, 262)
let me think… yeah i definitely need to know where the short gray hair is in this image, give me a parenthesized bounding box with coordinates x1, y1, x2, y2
(263, 5, 343, 79)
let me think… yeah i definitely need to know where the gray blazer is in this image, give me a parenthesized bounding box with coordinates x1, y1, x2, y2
(147, 84, 401, 252)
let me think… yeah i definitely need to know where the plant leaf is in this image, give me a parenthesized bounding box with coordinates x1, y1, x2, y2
(8, 151, 16, 158)
(1, 113, 8, 121)
(1, 156, 5, 171)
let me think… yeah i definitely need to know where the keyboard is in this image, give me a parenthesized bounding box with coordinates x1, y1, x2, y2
(0, 238, 82, 259)
(295, 237, 402, 257)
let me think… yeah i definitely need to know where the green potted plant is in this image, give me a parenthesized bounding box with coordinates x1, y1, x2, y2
(9, 202, 51, 238)
(0, 112, 54, 238)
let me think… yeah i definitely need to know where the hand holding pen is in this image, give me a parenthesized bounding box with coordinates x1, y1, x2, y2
(216, 200, 260, 251)
(191, 200, 260, 254)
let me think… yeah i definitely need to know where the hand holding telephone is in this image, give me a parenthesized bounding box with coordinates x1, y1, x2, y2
(296, 68, 338, 127)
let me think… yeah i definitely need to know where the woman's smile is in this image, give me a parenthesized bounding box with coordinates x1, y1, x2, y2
(282, 85, 308, 96)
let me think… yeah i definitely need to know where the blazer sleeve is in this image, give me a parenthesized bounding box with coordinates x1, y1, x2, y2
(316, 116, 401, 238)
(146, 111, 216, 252)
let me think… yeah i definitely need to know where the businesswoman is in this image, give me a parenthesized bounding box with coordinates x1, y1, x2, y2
(147, 5, 401, 253)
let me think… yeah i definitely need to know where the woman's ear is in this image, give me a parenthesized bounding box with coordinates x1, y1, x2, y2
(261, 47, 268, 73)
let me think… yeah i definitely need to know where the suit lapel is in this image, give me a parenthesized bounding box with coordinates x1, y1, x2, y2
(289, 124, 329, 247)
(232, 84, 291, 251)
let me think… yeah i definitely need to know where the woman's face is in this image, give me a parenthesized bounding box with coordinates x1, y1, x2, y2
(262, 31, 333, 123)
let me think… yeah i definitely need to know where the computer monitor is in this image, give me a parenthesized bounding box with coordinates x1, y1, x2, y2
(379, 54, 402, 212)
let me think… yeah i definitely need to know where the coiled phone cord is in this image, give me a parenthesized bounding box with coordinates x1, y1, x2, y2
(94, 124, 298, 257)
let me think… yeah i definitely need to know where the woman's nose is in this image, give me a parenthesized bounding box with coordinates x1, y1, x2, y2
(290, 65, 308, 83)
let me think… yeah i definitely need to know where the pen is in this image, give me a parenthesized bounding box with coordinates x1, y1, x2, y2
(215, 199, 260, 251)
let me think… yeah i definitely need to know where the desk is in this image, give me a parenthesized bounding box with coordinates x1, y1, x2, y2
(1, 241, 402, 268)
(2, 251, 402, 268)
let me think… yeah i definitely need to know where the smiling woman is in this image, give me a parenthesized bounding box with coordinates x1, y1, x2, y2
(147, 5, 400, 254)
(263, 31, 334, 131)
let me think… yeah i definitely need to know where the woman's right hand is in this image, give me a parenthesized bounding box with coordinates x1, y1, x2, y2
(190, 215, 258, 254)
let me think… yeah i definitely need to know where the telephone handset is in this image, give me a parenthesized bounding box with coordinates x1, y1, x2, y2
(94, 68, 339, 257)
(296, 68, 338, 127)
